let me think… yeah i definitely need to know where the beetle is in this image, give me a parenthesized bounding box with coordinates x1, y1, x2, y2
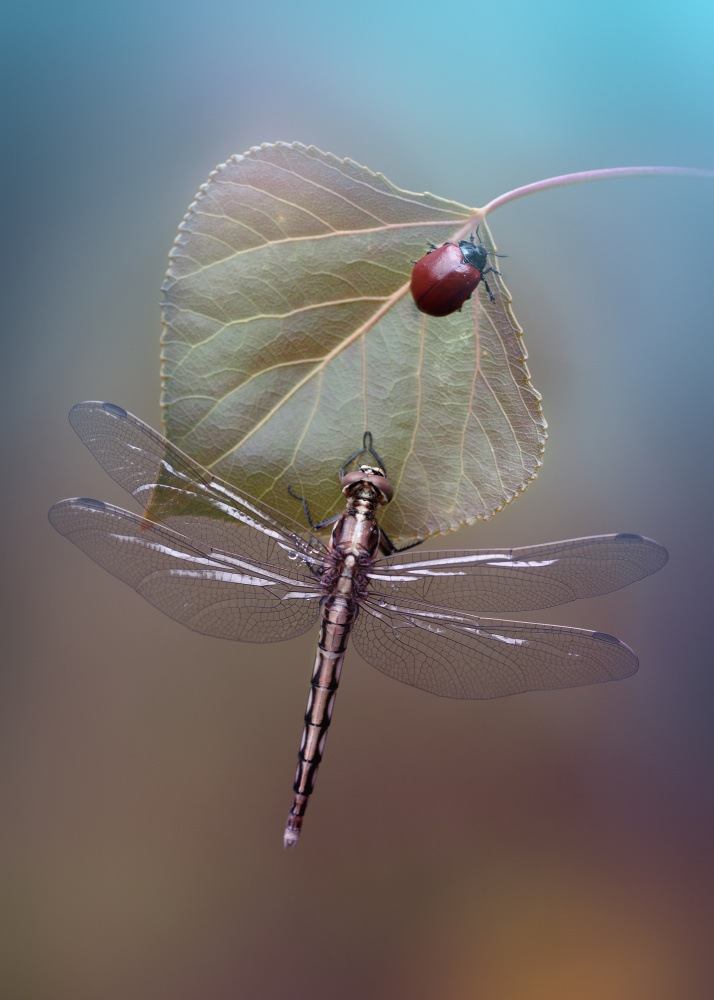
(410, 227, 505, 317)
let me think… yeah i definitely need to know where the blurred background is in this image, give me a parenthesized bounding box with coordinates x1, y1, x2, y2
(2, 1, 713, 997)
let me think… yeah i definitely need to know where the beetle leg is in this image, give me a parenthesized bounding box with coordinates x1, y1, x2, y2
(480, 275, 497, 303)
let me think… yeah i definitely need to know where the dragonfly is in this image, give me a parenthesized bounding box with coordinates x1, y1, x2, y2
(49, 402, 668, 848)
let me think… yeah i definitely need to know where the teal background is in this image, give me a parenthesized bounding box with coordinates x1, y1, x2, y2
(3, 1, 713, 997)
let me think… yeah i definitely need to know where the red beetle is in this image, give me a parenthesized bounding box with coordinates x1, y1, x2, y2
(410, 227, 505, 317)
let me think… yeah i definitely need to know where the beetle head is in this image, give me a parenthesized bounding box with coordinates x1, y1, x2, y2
(459, 238, 489, 271)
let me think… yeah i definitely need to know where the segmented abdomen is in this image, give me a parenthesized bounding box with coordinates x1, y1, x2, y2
(283, 594, 357, 848)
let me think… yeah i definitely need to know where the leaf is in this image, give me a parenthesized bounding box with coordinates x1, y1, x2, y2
(160, 142, 546, 544)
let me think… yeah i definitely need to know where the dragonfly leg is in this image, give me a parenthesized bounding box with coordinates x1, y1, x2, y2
(340, 431, 388, 477)
(287, 485, 340, 531)
(378, 527, 423, 555)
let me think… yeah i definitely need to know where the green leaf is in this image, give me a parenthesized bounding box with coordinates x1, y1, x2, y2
(161, 142, 546, 544)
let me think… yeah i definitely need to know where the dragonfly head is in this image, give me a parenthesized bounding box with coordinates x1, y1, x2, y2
(340, 465, 393, 504)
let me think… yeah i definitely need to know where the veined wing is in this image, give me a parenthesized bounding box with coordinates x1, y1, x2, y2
(68, 402, 327, 575)
(352, 593, 638, 699)
(367, 534, 668, 612)
(49, 498, 322, 642)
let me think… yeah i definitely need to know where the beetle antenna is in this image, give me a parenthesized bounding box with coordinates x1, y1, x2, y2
(472, 225, 507, 258)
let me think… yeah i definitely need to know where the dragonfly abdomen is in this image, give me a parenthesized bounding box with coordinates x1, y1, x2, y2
(283, 593, 358, 848)
(283, 469, 390, 848)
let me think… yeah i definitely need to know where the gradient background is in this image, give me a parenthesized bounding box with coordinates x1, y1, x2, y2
(2, 2, 713, 998)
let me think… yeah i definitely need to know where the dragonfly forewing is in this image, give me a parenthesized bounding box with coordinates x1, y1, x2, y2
(367, 534, 668, 612)
(68, 402, 327, 574)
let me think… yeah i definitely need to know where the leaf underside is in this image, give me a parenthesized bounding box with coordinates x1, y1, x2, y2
(160, 142, 546, 544)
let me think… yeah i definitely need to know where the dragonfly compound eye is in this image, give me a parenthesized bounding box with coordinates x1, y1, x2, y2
(340, 469, 393, 504)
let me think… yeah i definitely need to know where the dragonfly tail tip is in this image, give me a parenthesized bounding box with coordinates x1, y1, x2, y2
(283, 830, 300, 849)
(284, 795, 306, 849)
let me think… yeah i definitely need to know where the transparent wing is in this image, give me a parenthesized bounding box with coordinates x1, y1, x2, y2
(68, 401, 327, 575)
(352, 594, 638, 699)
(49, 498, 322, 643)
(367, 534, 668, 612)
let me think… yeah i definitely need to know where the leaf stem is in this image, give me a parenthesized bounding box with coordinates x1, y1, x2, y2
(481, 166, 714, 216)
